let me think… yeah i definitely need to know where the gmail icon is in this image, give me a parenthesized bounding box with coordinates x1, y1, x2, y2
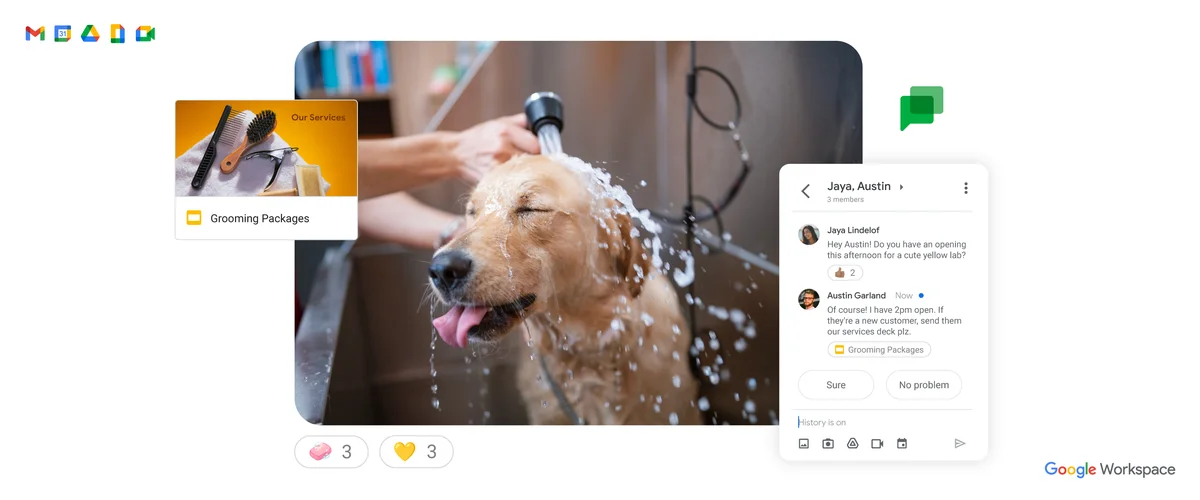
(186, 210, 202, 225)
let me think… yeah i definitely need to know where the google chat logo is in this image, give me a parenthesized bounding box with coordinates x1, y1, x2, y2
(1045, 461, 1097, 478)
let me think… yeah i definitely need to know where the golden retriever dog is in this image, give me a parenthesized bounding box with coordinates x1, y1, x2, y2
(429, 154, 701, 425)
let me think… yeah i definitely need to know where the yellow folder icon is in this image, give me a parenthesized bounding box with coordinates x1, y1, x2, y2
(834, 344, 845, 355)
(186, 210, 202, 225)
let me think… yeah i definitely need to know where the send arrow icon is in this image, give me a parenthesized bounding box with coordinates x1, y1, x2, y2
(955, 439, 965, 448)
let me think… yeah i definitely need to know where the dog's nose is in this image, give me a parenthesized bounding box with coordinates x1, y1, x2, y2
(429, 250, 473, 291)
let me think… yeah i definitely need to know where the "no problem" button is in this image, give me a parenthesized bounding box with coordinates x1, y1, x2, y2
(886, 370, 962, 400)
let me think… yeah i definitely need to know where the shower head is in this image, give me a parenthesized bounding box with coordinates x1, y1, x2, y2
(525, 91, 564, 155)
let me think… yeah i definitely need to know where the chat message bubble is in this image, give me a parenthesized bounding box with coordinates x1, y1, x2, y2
(779, 164, 988, 462)
(900, 86, 943, 131)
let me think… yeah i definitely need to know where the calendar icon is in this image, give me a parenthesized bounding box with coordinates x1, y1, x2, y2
(54, 25, 71, 42)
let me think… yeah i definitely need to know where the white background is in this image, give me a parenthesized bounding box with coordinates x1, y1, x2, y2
(3, 1, 1197, 497)
(174, 197, 358, 240)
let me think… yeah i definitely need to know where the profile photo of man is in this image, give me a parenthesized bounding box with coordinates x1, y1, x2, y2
(800, 225, 819, 245)
(799, 289, 820, 310)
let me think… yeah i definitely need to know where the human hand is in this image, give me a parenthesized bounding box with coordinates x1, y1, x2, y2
(450, 113, 541, 183)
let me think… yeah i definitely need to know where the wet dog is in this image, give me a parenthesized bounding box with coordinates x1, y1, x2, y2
(429, 154, 701, 425)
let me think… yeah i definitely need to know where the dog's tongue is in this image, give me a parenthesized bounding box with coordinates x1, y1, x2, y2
(432, 305, 489, 348)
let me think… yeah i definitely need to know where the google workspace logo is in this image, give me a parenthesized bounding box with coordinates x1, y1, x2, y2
(25, 25, 155, 43)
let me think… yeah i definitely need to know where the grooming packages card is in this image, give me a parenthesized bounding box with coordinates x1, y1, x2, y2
(174, 100, 358, 240)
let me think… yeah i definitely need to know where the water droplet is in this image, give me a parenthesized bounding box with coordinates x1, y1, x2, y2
(431, 384, 438, 393)
(542, 400, 548, 407)
(640, 312, 655, 326)
(744, 325, 757, 339)
(653, 404, 661, 413)
(672, 351, 680, 360)
(483, 411, 491, 418)
(747, 378, 758, 391)
(709, 374, 720, 385)
(672, 375, 682, 388)
(744, 400, 757, 413)
(567, 369, 574, 380)
(743, 262, 751, 270)
(629, 361, 638, 372)
(652, 345, 659, 353)
(615, 405, 623, 412)
(693, 338, 705, 351)
(720, 369, 731, 382)
(611, 318, 624, 331)
(734, 338, 747, 352)
(702, 366, 712, 376)
(655, 395, 663, 404)
(483, 367, 491, 376)
(638, 337, 644, 347)
(671, 324, 681, 335)
(709, 339, 720, 350)
(432, 398, 440, 410)
(722, 232, 732, 241)
(730, 308, 746, 325)
(734, 392, 741, 402)
(669, 413, 679, 425)
(639, 180, 647, 187)
(639, 394, 646, 402)
(698, 397, 711, 411)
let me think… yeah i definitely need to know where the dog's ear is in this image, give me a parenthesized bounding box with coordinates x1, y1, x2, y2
(603, 201, 649, 298)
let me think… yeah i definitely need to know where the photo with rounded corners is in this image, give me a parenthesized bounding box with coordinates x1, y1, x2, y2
(799, 289, 820, 310)
(800, 224, 820, 245)
(175, 100, 359, 197)
(293, 40, 862, 425)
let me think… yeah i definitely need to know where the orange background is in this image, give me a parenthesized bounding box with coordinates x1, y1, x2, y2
(175, 100, 358, 196)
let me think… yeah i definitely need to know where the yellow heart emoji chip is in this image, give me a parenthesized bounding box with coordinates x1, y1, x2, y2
(394, 442, 416, 461)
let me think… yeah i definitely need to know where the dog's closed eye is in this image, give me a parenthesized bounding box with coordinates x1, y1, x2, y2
(515, 206, 552, 215)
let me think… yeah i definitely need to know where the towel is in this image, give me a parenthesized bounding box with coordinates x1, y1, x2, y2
(175, 111, 331, 196)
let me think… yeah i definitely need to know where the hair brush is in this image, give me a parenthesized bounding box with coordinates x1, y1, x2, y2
(191, 105, 247, 189)
(221, 110, 277, 173)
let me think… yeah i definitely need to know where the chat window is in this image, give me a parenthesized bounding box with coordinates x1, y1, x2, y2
(779, 164, 988, 461)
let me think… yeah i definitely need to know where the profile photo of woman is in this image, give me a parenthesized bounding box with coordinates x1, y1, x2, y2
(800, 225, 819, 245)
(799, 289, 820, 310)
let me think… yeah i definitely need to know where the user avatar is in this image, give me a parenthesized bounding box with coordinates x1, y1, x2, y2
(799, 289, 820, 310)
(800, 225, 819, 245)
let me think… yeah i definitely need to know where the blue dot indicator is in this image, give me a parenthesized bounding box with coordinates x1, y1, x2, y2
(919, 293, 925, 298)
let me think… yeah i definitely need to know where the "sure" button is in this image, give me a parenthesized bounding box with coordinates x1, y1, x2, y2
(798, 370, 874, 400)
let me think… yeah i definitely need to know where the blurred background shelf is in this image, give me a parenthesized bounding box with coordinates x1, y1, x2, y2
(296, 40, 495, 139)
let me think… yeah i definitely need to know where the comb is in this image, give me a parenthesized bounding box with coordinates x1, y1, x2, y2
(190, 105, 246, 189)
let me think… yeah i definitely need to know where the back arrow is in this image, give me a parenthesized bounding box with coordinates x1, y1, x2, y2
(802, 184, 810, 198)
(954, 439, 965, 448)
